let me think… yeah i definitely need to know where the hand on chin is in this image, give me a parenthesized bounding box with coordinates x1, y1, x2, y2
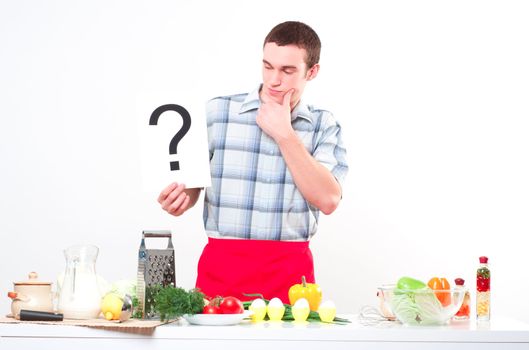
(257, 89, 294, 142)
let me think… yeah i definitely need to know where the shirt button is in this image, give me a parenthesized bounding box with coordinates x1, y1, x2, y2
(269, 150, 273, 155)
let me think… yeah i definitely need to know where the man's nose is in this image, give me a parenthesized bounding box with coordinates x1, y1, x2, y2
(270, 70, 281, 86)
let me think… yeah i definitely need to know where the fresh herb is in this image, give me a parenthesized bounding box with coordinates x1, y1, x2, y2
(131, 295, 143, 319)
(145, 284, 163, 318)
(155, 286, 206, 321)
(477, 267, 490, 279)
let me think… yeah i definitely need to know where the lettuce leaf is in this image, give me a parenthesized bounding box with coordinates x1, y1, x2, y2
(414, 290, 444, 324)
(391, 287, 443, 325)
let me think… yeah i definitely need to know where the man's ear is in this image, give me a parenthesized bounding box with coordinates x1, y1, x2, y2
(306, 64, 320, 81)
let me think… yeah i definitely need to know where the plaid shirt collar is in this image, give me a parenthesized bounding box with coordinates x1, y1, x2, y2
(239, 85, 314, 124)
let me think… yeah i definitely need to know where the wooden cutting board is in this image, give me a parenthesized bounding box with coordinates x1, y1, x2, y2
(1, 314, 176, 334)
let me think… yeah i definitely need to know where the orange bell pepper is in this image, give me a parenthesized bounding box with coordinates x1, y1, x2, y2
(428, 277, 452, 307)
(288, 276, 322, 311)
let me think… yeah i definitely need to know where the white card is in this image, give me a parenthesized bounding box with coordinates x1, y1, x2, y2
(137, 90, 211, 194)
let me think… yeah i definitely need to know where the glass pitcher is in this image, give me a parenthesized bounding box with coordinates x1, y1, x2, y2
(57, 245, 102, 319)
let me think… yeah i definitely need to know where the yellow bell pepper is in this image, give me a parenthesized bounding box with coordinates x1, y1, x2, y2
(288, 276, 322, 311)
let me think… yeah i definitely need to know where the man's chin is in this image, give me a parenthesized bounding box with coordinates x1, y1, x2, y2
(262, 93, 282, 104)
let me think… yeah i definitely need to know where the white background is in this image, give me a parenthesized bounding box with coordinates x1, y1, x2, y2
(1, 0, 528, 322)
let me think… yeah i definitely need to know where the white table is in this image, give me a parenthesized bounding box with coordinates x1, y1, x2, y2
(1, 315, 529, 350)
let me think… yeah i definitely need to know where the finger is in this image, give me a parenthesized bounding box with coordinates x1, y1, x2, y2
(167, 192, 188, 214)
(172, 194, 191, 216)
(158, 182, 178, 203)
(282, 89, 295, 107)
(161, 184, 185, 209)
(161, 183, 185, 209)
(260, 89, 273, 105)
(164, 190, 187, 212)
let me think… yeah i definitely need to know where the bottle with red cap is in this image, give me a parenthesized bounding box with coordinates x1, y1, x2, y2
(453, 278, 470, 320)
(476, 256, 491, 321)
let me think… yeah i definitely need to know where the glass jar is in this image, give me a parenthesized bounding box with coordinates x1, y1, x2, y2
(453, 278, 470, 320)
(57, 245, 102, 319)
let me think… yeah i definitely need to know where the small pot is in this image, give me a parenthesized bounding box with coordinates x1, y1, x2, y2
(8, 272, 53, 317)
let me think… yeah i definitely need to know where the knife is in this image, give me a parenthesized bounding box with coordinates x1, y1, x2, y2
(18, 309, 64, 321)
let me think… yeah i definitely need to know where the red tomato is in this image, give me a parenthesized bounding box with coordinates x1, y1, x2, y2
(219, 296, 244, 314)
(203, 303, 221, 314)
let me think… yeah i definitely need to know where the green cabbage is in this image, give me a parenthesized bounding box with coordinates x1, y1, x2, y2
(109, 279, 137, 298)
(391, 288, 444, 325)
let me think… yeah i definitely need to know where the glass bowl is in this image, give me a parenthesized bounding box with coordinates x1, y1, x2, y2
(378, 285, 467, 326)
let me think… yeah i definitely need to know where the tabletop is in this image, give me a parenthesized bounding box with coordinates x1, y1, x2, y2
(1, 314, 529, 350)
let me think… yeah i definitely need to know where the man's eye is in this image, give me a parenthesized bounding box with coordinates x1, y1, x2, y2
(284, 70, 294, 75)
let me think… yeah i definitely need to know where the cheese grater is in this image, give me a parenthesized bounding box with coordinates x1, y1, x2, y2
(136, 230, 176, 318)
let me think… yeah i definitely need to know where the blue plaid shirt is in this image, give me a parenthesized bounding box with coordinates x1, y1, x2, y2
(203, 86, 348, 241)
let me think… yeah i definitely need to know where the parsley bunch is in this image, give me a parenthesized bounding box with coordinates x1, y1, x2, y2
(154, 286, 206, 321)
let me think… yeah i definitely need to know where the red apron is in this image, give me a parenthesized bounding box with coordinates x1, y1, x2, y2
(195, 237, 315, 303)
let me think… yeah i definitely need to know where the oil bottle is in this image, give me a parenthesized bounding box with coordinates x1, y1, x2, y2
(476, 256, 491, 321)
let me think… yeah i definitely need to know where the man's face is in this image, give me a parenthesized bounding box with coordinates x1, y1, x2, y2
(261, 42, 318, 109)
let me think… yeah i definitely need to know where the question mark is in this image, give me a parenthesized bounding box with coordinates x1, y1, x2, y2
(149, 104, 192, 171)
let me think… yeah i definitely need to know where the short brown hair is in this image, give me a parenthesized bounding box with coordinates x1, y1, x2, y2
(263, 21, 321, 69)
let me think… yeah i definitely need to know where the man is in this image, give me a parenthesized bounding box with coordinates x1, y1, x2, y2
(158, 21, 348, 302)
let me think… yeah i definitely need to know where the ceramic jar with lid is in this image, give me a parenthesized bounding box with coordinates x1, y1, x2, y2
(8, 272, 54, 317)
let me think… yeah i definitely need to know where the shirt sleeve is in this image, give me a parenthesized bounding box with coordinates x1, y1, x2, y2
(311, 111, 349, 190)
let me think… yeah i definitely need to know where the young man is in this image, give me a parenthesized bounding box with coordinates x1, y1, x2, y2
(158, 21, 348, 302)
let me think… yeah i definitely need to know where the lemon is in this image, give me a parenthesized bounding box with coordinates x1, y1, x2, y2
(100, 292, 123, 320)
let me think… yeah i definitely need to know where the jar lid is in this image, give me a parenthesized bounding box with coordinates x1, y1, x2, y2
(14, 272, 51, 285)
(479, 256, 489, 264)
(454, 278, 465, 286)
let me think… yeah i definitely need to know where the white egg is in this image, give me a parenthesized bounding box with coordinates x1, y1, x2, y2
(268, 297, 283, 308)
(251, 298, 266, 308)
(293, 298, 309, 309)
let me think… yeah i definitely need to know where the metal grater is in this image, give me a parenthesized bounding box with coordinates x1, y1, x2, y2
(136, 230, 176, 318)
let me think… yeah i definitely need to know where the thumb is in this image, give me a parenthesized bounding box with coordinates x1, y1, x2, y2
(282, 89, 295, 107)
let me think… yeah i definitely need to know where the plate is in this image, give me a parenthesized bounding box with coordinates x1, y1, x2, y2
(183, 310, 253, 326)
